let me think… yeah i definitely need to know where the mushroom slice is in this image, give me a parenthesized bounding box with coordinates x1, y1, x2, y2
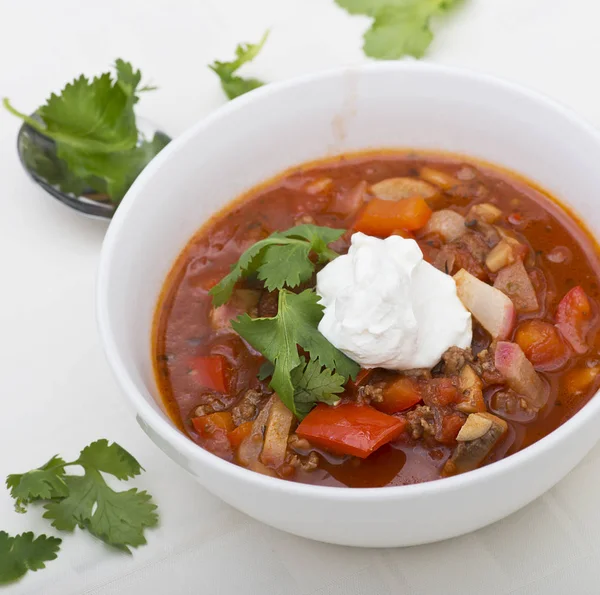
(237, 395, 275, 467)
(371, 177, 438, 201)
(456, 412, 493, 441)
(260, 396, 294, 469)
(443, 413, 507, 476)
(456, 365, 486, 413)
(419, 167, 458, 190)
(423, 209, 467, 242)
(467, 203, 502, 224)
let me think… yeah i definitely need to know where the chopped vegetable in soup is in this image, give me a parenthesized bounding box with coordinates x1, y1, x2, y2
(153, 151, 600, 488)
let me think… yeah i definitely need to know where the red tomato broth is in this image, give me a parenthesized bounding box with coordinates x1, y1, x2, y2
(153, 150, 600, 488)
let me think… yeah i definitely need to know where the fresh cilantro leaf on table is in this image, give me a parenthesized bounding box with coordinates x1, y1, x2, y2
(335, 0, 464, 59)
(0, 532, 61, 586)
(6, 440, 158, 553)
(210, 224, 344, 306)
(6, 456, 69, 513)
(291, 358, 346, 418)
(3, 60, 168, 204)
(209, 31, 269, 99)
(233, 289, 359, 417)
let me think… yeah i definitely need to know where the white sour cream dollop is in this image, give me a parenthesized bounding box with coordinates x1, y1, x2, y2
(316, 232, 472, 370)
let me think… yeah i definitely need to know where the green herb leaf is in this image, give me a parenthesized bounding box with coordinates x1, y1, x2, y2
(291, 358, 346, 418)
(258, 361, 275, 381)
(209, 31, 269, 99)
(56, 131, 170, 203)
(210, 224, 344, 306)
(0, 532, 61, 585)
(3, 59, 165, 203)
(233, 289, 359, 416)
(43, 472, 157, 553)
(6, 440, 159, 552)
(335, 0, 463, 59)
(6, 456, 69, 513)
(115, 59, 157, 102)
(77, 439, 143, 480)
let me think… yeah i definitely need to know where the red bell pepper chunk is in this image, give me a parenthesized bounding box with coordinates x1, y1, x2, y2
(188, 355, 228, 392)
(191, 412, 234, 459)
(555, 286, 593, 354)
(376, 377, 422, 414)
(353, 197, 432, 237)
(296, 404, 406, 459)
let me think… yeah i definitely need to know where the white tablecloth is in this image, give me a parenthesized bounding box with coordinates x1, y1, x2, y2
(2, 0, 600, 593)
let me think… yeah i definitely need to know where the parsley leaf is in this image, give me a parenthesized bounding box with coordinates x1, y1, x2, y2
(233, 289, 359, 416)
(210, 224, 344, 306)
(43, 472, 157, 553)
(4, 60, 167, 204)
(209, 31, 269, 99)
(291, 358, 346, 418)
(6, 456, 69, 513)
(335, 0, 464, 59)
(6, 440, 158, 553)
(0, 532, 61, 585)
(56, 131, 170, 203)
(115, 59, 157, 101)
(77, 439, 143, 480)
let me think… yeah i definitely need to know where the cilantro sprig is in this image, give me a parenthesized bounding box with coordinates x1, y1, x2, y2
(233, 289, 358, 416)
(0, 532, 61, 586)
(3, 60, 168, 203)
(209, 31, 269, 99)
(335, 0, 464, 59)
(211, 223, 359, 417)
(6, 440, 158, 554)
(210, 224, 344, 306)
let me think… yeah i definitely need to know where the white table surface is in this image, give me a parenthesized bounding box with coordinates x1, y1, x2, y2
(2, 0, 600, 593)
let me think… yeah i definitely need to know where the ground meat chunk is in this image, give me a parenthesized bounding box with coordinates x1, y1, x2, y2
(357, 384, 384, 405)
(406, 405, 435, 439)
(402, 368, 432, 380)
(192, 391, 227, 417)
(477, 349, 504, 386)
(434, 230, 491, 280)
(258, 290, 279, 317)
(231, 389, 265, 426)
(458, 230, 492, 262)
(442, 347, 474, 376)
(285, 450, 320, 472)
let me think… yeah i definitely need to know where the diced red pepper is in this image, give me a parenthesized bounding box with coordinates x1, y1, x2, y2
(347, 368, 374, 391)
(438, 413, 465, 445)
(376, 377, 422, 414)
(228, 421, 253, 448)
(191, 412, 234, 458)
(555, 286, 593, 354)
(296, 404, 406, 459)
(353, 198, 432, 236)
(188, 355, 228, 392)
(433, 378, 460, 407)
(515, 319, 568, 370)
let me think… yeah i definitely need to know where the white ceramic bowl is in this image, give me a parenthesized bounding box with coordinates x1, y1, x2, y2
(97, 62, 600, 547)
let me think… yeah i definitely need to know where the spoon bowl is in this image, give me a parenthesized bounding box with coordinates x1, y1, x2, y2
(17, 116, 170, 219)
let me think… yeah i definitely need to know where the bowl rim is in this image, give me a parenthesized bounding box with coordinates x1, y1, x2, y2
(97, 60, 600, 501)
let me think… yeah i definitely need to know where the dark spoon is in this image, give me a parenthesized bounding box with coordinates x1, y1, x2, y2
(16, 116, 170, 220)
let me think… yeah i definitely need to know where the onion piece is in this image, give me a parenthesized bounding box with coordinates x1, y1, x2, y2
(494, 260, 539, 313)
(454, 268, 516, 340)
(494, 341, 548, 408)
